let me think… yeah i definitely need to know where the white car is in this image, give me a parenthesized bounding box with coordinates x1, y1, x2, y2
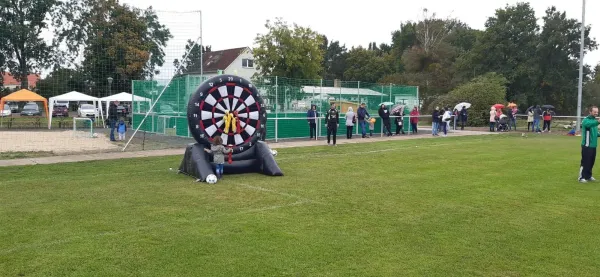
(77, 104, 98, 117)
(1, 104, 11, 117)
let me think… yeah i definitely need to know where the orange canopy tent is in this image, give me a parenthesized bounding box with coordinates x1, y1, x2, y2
(0, 89, 49, 117)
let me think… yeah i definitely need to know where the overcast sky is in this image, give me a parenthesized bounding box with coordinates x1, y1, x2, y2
(120, 0, 599, 80)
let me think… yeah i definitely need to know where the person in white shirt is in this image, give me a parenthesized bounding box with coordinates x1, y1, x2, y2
(442, 107, 453, 137)
(345, 107, 356, 139)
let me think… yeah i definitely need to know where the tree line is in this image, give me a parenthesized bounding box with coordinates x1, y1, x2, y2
(252, 4, 600, 115)
(1, 1, 599, 116)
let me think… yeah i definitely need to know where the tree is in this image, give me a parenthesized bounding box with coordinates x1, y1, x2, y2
(456, 3, 540, 105)
(390, 22, 418, 73)
(253, 18, 324, 79)
(35, 67, 87, 98)
(536, 7, 597, 113)
(173, 40, 210, 76)
(428, 72, 507, 125)
(343, 46, 393, 83)
(53, 0, 171, 95)
(0, 0, 57, 89)
(321, 38, 348, 80)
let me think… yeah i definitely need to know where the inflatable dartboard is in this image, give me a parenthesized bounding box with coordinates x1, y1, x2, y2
(188, 75, 266, 154)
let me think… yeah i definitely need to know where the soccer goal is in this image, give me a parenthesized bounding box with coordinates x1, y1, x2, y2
(72, 117, 95, 138)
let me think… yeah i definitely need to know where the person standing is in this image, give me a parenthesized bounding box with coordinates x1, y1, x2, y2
(533, 105, 542, 133)
(356, 103, 370, 138)
(306, 105, 319, 140)
(489, 107, 496, 132)
(579, 106, 600, 183)
(460, 106, 468, 130)
(325, 103, 339, 146)
(108, 101, 119, 141)
(510, 106, 518, 131)
(442, 108, 452, 137)
(527, 109, 534, 131)
(410, 106, 419, 134)
(394, 111, 405, 135)
(345, 107, 356, 139)
(378, 104, 392, 136)
(542, 109, 552, 132)
(432, 107, 440, 136)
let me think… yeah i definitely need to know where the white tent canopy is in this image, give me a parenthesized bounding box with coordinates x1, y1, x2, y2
(99, 92, 151, 120)
(48, 91, 101, 129)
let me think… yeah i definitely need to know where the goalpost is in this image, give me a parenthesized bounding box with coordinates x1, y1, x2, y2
(122, 10, 203, 152)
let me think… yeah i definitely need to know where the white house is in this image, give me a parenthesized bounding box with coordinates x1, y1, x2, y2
(188, 47, 257, 81)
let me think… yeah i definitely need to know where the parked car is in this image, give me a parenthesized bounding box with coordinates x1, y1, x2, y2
(7, 102, 19, 112)
(52, 105, 69, 117)
(1, 104, 12, 117)
(77, 104, 98, 117)
(21, 103, 41, 116)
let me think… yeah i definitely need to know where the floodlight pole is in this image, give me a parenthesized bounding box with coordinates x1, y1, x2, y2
(576, 0, 586, 132)
(199, 10, 203, 81)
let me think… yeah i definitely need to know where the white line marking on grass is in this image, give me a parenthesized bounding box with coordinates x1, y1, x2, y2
(239, 200, 308, 213)
(236, 184, 324, 205)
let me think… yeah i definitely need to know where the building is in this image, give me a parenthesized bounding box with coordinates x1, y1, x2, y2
(1, 72, 41, 90)
(188, 47, 257, 81)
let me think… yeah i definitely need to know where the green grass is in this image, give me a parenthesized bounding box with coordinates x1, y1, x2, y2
(1, 134, 600, 276)
(0, 151, 55, 160)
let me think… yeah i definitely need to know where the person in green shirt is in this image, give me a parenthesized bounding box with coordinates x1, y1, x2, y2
(579, 106, 600, 183)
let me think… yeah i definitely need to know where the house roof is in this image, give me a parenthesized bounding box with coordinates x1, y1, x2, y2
(1, 72, 41, 88)
(193, 47, 248, 73)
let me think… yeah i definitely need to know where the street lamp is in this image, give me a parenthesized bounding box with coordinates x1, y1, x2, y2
(107, 77, 113, 96)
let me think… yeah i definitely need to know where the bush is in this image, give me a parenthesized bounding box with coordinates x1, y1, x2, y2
(428, 72, 507, 126)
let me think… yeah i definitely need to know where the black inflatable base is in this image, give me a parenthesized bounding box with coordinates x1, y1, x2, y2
(178, 141, 283, 182)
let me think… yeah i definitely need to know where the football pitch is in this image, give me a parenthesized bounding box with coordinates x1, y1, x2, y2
(1, 134, 599, 276)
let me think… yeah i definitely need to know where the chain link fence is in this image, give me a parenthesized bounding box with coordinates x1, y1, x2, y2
(131, 75, 419, 140)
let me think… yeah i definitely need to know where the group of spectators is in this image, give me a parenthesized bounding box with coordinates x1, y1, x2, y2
(307, 104, 423, 145)
(488, 105, 555, 133)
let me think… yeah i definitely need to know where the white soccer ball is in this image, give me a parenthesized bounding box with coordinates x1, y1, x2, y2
(271, 149, 278, 156)
(206, 174, 218, 184)
(92, 133, 99, 138)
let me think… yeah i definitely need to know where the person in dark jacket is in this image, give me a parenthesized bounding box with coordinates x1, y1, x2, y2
(378, 104, 392, 136)
(108, 101, 119, 141)
(394, 111, 405, 135)
(460, 106, 468, 130)
(325, 103, 339, 146)
(306, 105, 319, 140)
(356, 103, 370, 138)
(533, 105, 542, 133)
(432, 107, 440, 136)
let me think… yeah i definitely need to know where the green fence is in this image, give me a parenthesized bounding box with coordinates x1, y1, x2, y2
(131, 75, 419, 140)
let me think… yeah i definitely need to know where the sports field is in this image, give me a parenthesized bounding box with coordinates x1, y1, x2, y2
(1, 134, 599, 276)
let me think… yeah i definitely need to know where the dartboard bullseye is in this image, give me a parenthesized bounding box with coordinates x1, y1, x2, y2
(188, 75, 266, 154)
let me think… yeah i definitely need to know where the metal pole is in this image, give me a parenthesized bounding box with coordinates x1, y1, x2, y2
(356, 81, 360, 135)
(576, 0, 586, 132)
(389, 83, 392, 102)
(200, 10, 203, 81)
(275, 76, 278, 142)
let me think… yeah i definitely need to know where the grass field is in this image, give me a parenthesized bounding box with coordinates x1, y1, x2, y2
(1, 134, 600, 276)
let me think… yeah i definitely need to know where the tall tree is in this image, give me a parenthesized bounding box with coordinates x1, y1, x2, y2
(253, 18, 324, 79)
(53, 0, 171, 95)
(321, 39, 348, 80)
(173, 40, 210, 76)
(536, 6, 597, 113)
(457, 3, 540, 104)
(343, 46, 393, 83)
(0, 0, 57, 89)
